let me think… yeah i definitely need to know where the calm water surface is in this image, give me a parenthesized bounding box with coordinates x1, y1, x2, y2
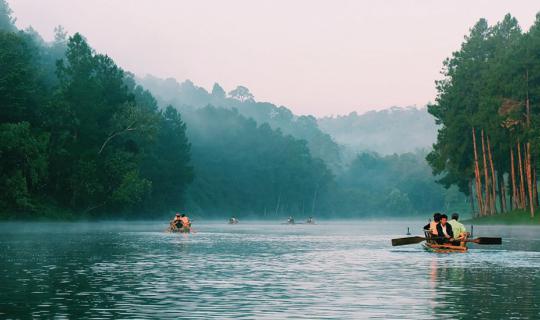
(1, 221, 539, 319)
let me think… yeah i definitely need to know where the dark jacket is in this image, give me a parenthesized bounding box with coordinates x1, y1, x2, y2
(436, 222, 454, 239)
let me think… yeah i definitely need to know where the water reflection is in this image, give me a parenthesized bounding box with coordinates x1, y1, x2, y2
(0, 221, 539, 319)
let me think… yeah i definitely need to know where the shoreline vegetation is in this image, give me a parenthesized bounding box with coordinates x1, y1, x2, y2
(464, 210, 540, 225)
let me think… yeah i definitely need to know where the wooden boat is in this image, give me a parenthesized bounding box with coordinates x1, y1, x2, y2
(422, 242, 467, 253)
(170, 227, 190, 233)
(167, 223, 191, 233)
(422, 231, 467, 253)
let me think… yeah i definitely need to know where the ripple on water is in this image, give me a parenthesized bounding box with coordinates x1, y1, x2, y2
(0, 221, 539, 319)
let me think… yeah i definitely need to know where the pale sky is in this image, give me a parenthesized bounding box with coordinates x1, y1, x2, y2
(8, 0, 540, 116)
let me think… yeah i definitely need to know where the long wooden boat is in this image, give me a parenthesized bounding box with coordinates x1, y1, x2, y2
(422, 242, 467, 253)
(167, 224, 191, 233)
(170, 227, 190, 233)
(422, 230, 468, 253)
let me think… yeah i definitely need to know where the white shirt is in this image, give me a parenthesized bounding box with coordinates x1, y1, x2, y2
(440, 224, 449, 237)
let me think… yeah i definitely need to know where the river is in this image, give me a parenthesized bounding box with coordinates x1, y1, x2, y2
(1, 221, 539, 319)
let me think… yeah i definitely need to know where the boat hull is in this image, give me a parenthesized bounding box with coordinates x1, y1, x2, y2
(422, 242, 467, 253)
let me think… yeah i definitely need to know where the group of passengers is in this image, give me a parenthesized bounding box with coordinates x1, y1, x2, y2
(170, 213, 191, 232)
(423, 212, 468, 245)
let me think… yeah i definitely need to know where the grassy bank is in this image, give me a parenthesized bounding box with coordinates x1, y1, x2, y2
(463, 210, 540, 225)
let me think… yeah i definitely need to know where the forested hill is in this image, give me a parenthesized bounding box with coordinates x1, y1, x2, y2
(318, 107, 438, 155)
(0, 0, 467, 219)
(138, 75, 343, 171)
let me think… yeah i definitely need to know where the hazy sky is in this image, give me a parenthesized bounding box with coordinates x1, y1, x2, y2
(8, 0, 540, 116)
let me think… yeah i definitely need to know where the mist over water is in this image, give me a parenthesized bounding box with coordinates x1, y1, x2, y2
(1, 221, 539, 319)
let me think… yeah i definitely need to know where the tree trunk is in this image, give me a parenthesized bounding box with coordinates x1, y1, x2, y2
(487, 135, 497, 214)
(472, 128, 484, 215)
(499, 173, 507, 213)
(526, 142, 535, 218)
(534, 160, 539, 207)
(481, 129, 491, 215)
(518, 141, 526, 209)
(510, 147, 518, 210)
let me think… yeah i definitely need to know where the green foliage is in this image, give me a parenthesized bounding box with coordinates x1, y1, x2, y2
(428, 13, 540, 218)
(141, 106, 193, 212)
(0, 26, 192, 218)
(0, 6, 475, 220)
(0, 31, 45, 124)
(325, 151, 465, 216)
(228, 85, 254, 102)
(138, 75, 344, 171)
(0, 0, 15, 32)
(0, 122, 48, 211)
(182, 105, 332, 217)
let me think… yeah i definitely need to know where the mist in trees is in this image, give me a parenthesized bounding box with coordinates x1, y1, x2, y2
(318, 107, 438, 156)
(139, 76, 465, 218)
(1, 0, 469, 219)
(0, 3, 192, 218)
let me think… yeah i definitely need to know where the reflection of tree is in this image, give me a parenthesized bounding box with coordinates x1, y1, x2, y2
(0, 229, 192, 318)
(428, 259, 538, 319)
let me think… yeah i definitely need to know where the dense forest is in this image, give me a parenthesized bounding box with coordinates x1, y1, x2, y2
(138, 75, 465, 218)
(428, 13, 540, 219)
(138, 75, 344, 172)
(0, 1, 467, 219)
(0, 3, 192, 218)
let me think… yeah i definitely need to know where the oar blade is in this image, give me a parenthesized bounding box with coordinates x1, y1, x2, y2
(475, 237, 502, 245)
(391, 236, 425, 246)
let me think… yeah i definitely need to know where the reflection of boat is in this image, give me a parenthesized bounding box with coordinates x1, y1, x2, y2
(422, 231, 467, 253)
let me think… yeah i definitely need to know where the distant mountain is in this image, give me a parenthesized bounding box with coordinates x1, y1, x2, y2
(318, 107, 438, 156)
(138, 75, 343, 171)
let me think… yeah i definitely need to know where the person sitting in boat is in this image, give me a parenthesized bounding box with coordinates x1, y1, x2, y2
(423, 212, 441, 236)
(180, 214, 191, 232)
(448, 213, 468, 241)
(170, 213, 183, 231)
(436, 214, 454, 244)
(287, 216, 295, 224)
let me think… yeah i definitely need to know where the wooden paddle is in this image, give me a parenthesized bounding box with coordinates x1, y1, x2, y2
(468, 237, 502, 245)
(391, 236, 502, 246)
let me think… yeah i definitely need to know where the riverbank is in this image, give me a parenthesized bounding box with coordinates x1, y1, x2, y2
(464, 210, 540, 225)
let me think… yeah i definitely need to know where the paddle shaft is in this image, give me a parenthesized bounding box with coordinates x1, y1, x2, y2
(392, 236, 501, 246)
